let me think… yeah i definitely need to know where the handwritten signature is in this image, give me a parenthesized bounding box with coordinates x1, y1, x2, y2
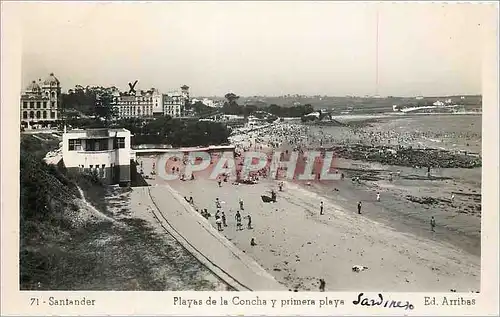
(353, 293, 414, 310)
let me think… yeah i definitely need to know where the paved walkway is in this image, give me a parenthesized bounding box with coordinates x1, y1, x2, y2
(145, 184, 286, 291)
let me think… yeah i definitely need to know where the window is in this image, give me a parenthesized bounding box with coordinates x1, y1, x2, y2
(22, 112, 27, 119)
(114, 137, 125, 149)
(23, 102, 27, 108)
(43, 102, 47, 108)
(51, 101, 55, 108)
(85, 139, 109, 151)
(30, 102, 34, 109)
(50, 112, 55, 119)
(29, 111, 34, 118)
(36, 111, 41, 119)
(68, 139, 82, 151)
(36, 102, 41, 108)
(99, 140, 109, 150)
(43, 111, 47, 119)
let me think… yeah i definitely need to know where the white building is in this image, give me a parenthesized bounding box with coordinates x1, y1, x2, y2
(62, 128, 132, 185)
(163, 85, 190, 117)
(112, 88, 163, 119)
(191, 97, 216, 108)
(20, 73, 61, 130)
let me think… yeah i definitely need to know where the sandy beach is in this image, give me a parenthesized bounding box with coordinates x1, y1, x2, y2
(136, 168, 479, 292)
(130, 115, 481, 292)
(162, 176, 479, 292)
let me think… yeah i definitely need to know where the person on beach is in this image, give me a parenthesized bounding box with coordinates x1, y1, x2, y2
(189, 196, 194, 204)
(235, 210, 243, 230)
(278, 182, 283, 192)
(215, 198, 221, 209)
(430, 216, 436, 232)
(320, 201, 324, 215)
(239, 199, 244, 210)
(450, 193, 455, 202)
(215, 209, 220, 219)
(222, 211, 227, 227)
(271, 190, 277, 202)
(218, 179, 222, 187)
(319, 279, 326, 292)
(246, 215, 252, 229)
(357, 201, 362, 214)
(376, 192, 380, 202)
(202, 208, 210, 219)
(250, 238, 257, 246)
(216, 217, 223, 231)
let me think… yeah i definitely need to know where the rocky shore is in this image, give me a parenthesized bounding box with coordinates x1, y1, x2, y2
(325, 144, 481, 169)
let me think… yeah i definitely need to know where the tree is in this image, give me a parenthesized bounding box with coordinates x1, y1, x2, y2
(224, 93, 239, 104)
(222, 92, 243, 115)
(94, 91, 116, 127)
(303, 104, 314, 115)
(191, 101, 212, 116)
(242, 104, 258, 117)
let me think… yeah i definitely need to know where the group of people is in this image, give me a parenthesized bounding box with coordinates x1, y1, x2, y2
(211, 198, 253, 232)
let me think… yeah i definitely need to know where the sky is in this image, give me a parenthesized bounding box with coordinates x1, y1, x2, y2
(15, 2, 494, 97)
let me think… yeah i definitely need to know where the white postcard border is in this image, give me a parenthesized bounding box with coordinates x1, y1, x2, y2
(1, 2, 498, 316)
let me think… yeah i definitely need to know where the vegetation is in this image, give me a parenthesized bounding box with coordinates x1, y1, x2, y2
(64, 116, 231, 147)
(19, 135, 228, 290)
(221, 92, 242, 115)
(61, 85, 119, 117)
(220, 91, 315, 118)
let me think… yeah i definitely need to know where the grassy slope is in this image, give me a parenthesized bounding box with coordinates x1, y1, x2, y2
(19, 135, 228, 291)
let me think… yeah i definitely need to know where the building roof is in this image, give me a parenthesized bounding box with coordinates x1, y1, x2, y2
(42, 73, 60, 86)
(65, 128, 130, 134)
(26, 80, 41, 92)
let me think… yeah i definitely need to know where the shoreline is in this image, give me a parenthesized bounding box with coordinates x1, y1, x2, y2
(159, 175, 479, 292)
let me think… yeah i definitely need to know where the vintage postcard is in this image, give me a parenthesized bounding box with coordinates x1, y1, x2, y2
(1, 1, 498, 316)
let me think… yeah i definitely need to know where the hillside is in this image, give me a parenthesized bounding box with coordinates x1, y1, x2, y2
(19, 135, 227, 290)
(196, 95, 482, 114)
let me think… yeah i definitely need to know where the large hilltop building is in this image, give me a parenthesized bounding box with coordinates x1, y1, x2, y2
(111, 88, 162, 119)
(111, 84, 190, 119)
(20, 73, 61, 130)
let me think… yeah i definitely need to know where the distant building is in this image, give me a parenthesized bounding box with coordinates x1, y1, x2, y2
(62, 128, 132, 185)
(20, 73, 61, 130)
(163, 85, 190, 117)
(112, 88, 162, 119)
(192, 97, 216, 108)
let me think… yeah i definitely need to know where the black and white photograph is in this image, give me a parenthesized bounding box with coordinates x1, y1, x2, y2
(2, 1, 499, 315)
